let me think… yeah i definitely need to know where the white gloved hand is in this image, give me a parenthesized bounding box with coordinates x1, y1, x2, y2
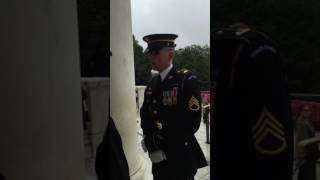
(149, 149, 167, 163)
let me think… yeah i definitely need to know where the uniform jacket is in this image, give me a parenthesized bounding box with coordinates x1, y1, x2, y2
(213, 29, 293, 180)
(140, 66, 207, 176)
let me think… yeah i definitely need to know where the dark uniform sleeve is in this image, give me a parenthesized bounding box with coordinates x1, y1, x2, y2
(250, 45, 293, 179)
(140, 83, 159, 153)
(253, 46, 292, 155)
(161, 73, 202, 145)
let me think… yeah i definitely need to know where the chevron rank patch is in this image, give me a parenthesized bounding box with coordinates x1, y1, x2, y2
(188, 96, 200, 112)
(252, 107, 287, 156)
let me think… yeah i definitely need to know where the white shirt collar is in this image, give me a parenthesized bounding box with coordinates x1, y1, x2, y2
(159, 64, 173, 81)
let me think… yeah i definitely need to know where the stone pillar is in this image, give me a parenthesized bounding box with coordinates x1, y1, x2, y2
(0, 1, 85, 180)
(136, 86, 147, 111)
(81, 78, 109, 159)
(110, 0, 152, 179)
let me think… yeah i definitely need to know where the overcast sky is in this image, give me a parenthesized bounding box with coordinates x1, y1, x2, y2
(131, 0, 210, 50)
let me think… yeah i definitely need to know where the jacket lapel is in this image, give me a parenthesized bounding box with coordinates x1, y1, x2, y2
(162, 66, 177, 87)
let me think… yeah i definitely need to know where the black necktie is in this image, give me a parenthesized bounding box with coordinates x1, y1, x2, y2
(157, 75, 162, 85)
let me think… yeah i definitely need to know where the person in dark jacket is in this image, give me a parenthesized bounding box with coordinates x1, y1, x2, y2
(95, 117, 130, 180)
(140, 33, 207, 180)
(212, 23, 293, 180)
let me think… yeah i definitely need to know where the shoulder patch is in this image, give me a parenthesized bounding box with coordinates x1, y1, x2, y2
(252, 107, 287, 156)
(188, 96, 200, 112)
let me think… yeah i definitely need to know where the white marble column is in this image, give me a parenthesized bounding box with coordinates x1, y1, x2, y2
(136, 86, 147, 111)
(0, 1, 85, 180)
(110, 0, 152, 179)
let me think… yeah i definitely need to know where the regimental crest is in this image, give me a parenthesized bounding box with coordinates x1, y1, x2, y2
(188, 96, 200, 112)
(252, 107, 287, 156)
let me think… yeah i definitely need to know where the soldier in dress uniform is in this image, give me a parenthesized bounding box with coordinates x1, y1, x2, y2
(140, 34, 208, 180)
(212, 24, 293, 180)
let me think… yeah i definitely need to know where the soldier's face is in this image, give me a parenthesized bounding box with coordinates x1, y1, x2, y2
(147, 48, 173, 71)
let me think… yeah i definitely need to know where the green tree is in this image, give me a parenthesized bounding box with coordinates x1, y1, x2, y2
(174, 45, 210, 91)
(133, 36, 151, 85)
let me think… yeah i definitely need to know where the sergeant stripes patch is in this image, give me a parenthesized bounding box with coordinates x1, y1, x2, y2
(188, 96, 200, 112)
(252, 107, 287, 156)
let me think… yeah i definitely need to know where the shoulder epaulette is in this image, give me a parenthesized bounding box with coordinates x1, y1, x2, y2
(177, 68, 194, 92)
(177, 68, 191, 75)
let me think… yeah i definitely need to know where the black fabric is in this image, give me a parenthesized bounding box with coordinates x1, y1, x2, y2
(95, 117, 130, 180)
(212, 29, 293, 180)
(152, 160, 195, 180)
(143, 34, 178, 42)
(0, 173, 6, 180)
(304, 125, 320, 162)
(140, 66, 207, 178)
(298, 161, 316, 180)
(77, 0, 109, 77)
(143, 34, 178, 54)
